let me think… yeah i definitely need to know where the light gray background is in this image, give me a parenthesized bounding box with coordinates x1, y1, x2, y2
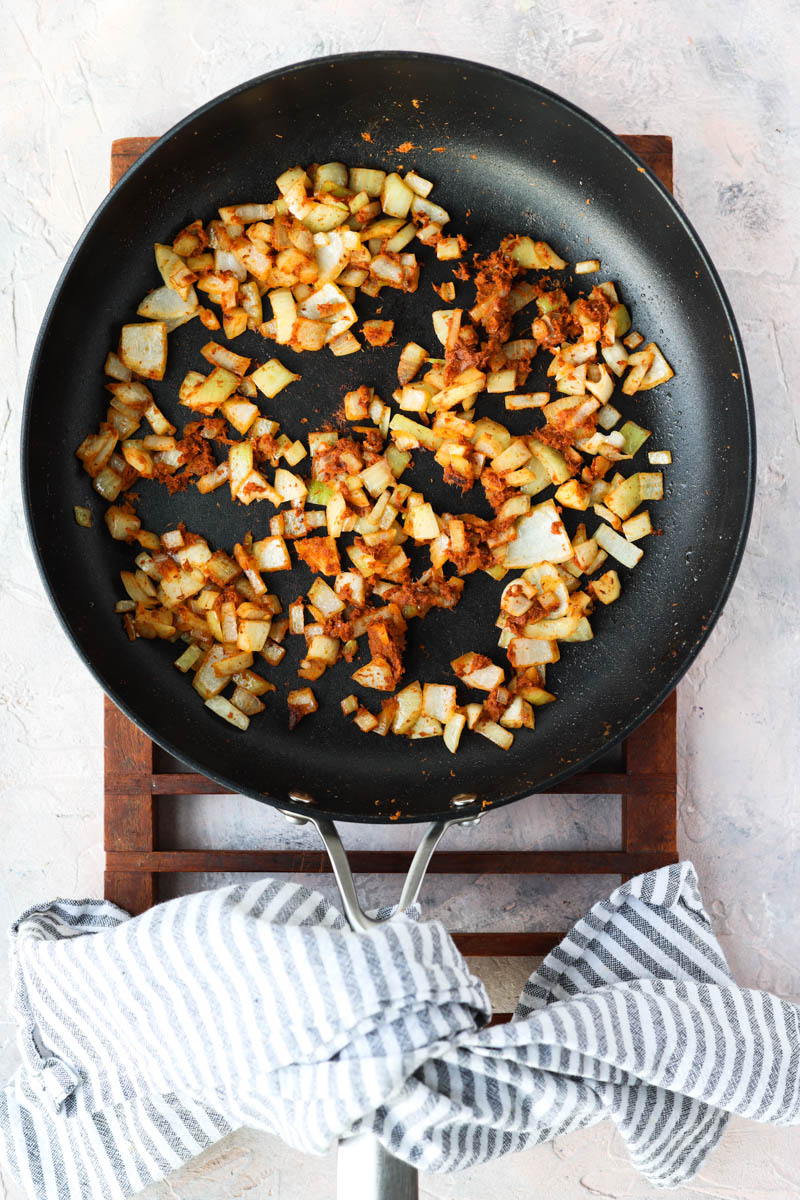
(2, 1, 799, 1196)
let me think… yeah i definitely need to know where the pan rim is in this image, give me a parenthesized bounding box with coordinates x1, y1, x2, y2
(21, 50, 755, 823)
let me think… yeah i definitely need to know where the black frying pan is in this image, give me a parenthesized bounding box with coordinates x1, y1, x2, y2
(22, 52, 754, 824)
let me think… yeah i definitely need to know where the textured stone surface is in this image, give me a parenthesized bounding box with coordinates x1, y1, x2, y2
(2, 0, 799, 1195)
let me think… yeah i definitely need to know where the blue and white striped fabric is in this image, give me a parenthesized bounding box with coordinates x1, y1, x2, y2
(1, 862, 799, 1198)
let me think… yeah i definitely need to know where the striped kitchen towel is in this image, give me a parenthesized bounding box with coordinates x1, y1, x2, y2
(1, 862, 799, 1198)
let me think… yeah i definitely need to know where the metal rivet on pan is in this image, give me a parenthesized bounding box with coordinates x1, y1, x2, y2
(279, 811, 309, 826)
(279, 791, 315, 825)
(451, 793, 478, 808)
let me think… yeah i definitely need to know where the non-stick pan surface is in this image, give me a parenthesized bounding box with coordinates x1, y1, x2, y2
(23, 52, 754, 822)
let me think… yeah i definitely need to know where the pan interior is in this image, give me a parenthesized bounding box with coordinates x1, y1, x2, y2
(23, 54, 753, 821)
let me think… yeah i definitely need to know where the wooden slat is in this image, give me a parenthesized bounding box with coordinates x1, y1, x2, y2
(453, 931, 561, 955)
(110, 135, 674, 194)
(110, 137, 156, 187)
(619, 134, 673, 191)
(622, 691, 677, 850)
(106, 848, 675, 876)
(103, 769, 675, 797)
(103, 697, 157, 914)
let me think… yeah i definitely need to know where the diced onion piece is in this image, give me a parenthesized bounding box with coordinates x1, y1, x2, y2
(594, 503, 622, 531)
(594, 522, 644, 568)
(269, 288, 297, 344)
(329, 331, 361, 356)
(475, 717, 514, 750)
(354, 706, 379, 732)
(486, 368, 517, 393)
(348, 167, 386, 196)
(555, 479, 590, 511)
(422, 683, 457, 723)
(605, 474, 642, 521)
(360, 457, 394, 497)
(638, 471, 664, 500)
(504, 500, 573, 568)
(410, 195, 450, 225)
(274, 468, 308, 503)
(637, 342, 674, 390)
(137, 285, 198, 329)
(526, 442, 572, 485)
(431, 309, 460, 346)
(201, 341, 251, 376)
(93, 467, 123, 501)
(184, 366, 240, 413)
(232, 669, 274, 697)
(228, 442, 254, 501)
(252, 536, 291, 572)
(73, 505, 92, 528)
(390, 681, 423, 734)
(588, 571, 621, 606)
(574, 259, 600, 274)
(219, 202, 275, 223)
(230, 686, 266, 717)
(313, 228, 358, 283)
(443, 711, 466, 754)
(237, 621, 270, 652)
(404, 170, 434, 197)
(104, 351, 131, 381)
(352, 656, 396, 690)
(522, 564, 573, 619)
(205, 695, 250, 730)
(362, 320, 394, 347)
(307, 635, 340, 666)
(498, 696, 531, 729)
(308, 577, 345, 617)
(518, 683, 555, 706)
(507, 638, 560, 667)
(508, 236, 566, 270)
(381, 172, 415, 218)
(118, 323, 168, 380)
(407, 502, 440, 541)
(223, 307, 248, 339)
(154, 243, 196, 298)
(436, 238, 462, 261)
(220, 399, 259, 435)
(460, 703, 481, 730)
(385, 224, 417, 253)
(505, 393, 549, 410)
(193, 645, 228, 698)
(623, 330, 644, 350)
(648, 450, 672, 466)
(341, 694, 358, 716)
(197, 460, 230, 494)
(622, 510, 652, 542)
(621, 348, 655, 395)
(415, 221, 442, 246)
(601, 339, 629, 377)
(105, 506, 141, 541)
(174, 643, 203, 673)
(287, 687, 318, 728)
(561, 617, 594, 642)
(250, 358, 300, 398)
(451, 652, 505, 692)
(597, 403, 621, 430)
(410, 714, 443, 739)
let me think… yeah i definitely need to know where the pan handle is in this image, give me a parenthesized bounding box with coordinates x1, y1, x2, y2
(337, 1131, 418, 1200)
(278, 806, 480, 1197)
(303, 814, 453, 932)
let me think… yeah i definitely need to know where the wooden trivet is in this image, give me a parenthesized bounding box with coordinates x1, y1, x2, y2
(104, 132, 678, 1007)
